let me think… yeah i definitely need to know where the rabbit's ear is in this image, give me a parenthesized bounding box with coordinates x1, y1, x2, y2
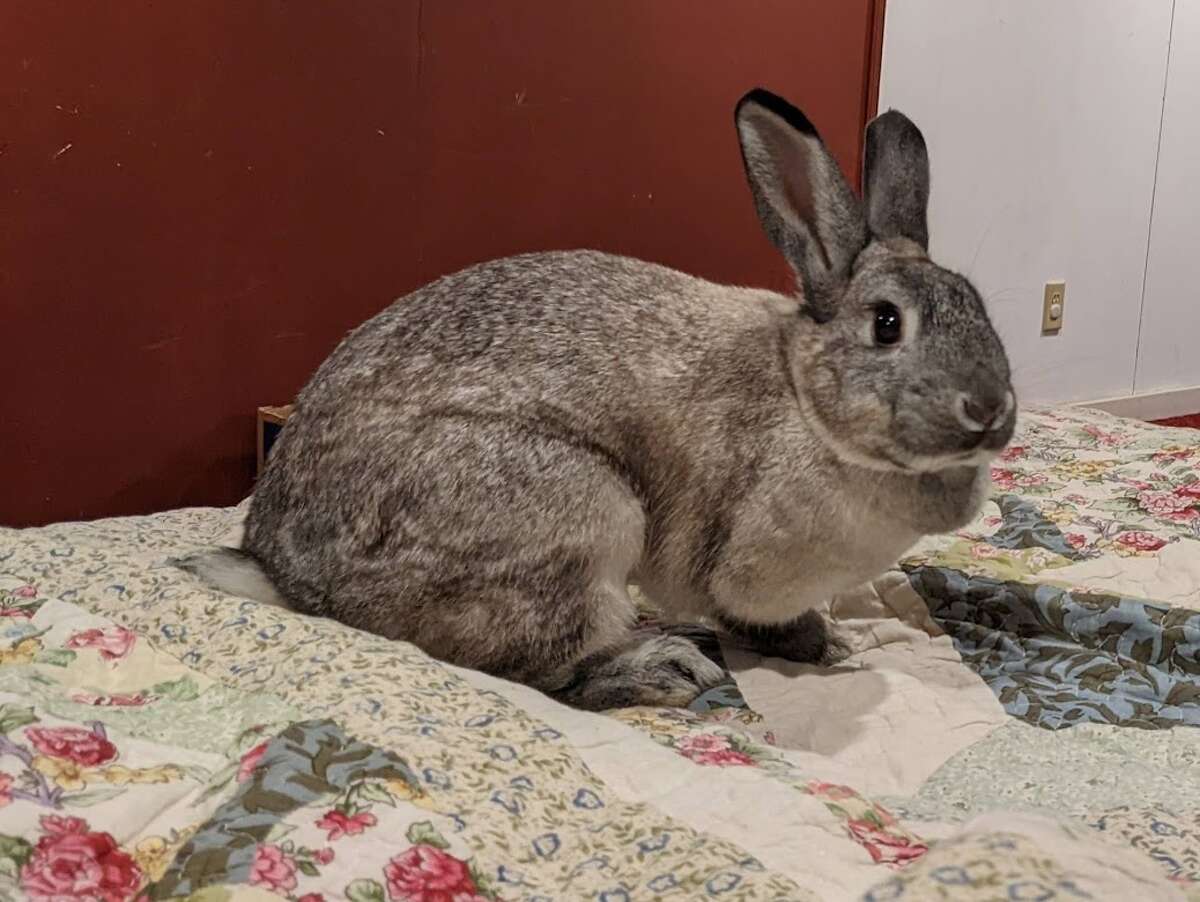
(736, 89, 867, 321)
(863, 110, 930, 250)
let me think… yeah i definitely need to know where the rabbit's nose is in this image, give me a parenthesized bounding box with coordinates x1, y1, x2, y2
(956, 390, 1013, 433)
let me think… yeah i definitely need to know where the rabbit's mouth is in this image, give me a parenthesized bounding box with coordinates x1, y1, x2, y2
(884, 418, 1014, 473)
(883, 447, 1000, 474)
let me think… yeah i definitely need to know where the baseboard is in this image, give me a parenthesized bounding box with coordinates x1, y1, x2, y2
(1077, 385, 1200, 421)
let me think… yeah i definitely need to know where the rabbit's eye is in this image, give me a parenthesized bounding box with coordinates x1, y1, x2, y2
(873, 303, 903, 346)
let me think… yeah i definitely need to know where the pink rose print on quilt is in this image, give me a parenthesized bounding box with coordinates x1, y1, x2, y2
(249, 843, 298, 894)
(805, 780, 929, 869)
(65, 626, 136, 662)
(846, 816, 928, 867)
(237, 741, 269, 783)
(25, 725, 118, 767)
(69, 691, 152, 707)
(1116, 531, 1168, 552)
(317, 809, 378, 840)
(674, 733, 755, 767)
(384, 845, 489, 902)
(20, 815, 142, 901)
(1137, 491, 1194, 517)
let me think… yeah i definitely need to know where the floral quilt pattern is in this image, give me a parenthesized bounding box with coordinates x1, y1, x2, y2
(906, 566, 1200, 729)
(2, 404, 1199, 900)
(907, 407, 1200, 582)
(0, 522, 816, 901)
(904, 406, 1200, 733)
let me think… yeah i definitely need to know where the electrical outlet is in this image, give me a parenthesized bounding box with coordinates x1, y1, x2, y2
(1042, 280, 1065, 334)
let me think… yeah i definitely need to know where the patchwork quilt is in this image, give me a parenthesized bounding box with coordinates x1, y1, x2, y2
(0, 406, 1196, 901)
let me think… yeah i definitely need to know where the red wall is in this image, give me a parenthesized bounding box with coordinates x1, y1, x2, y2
(1, 1, 883, 526)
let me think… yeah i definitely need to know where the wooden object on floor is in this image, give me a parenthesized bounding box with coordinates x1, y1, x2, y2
(256, 405, 294, 476)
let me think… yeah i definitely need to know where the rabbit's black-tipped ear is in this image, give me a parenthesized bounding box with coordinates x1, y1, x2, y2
(863, 110, 930, 250)
(735, 89, 867, 321)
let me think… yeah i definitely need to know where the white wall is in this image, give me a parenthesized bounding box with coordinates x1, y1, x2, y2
(1135, 0, 1200, 395)
(880, 0, 1175, 404)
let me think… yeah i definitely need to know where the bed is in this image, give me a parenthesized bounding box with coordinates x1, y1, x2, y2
(0, 406, 1196, 901)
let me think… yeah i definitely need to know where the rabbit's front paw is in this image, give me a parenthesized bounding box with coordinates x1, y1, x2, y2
(719, 609, 847, 664)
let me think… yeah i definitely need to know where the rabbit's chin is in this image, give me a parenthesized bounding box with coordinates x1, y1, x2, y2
(804, 402, 1002, 475)
(817, 428, 1003, 474)
(885, 446, 1003, 474)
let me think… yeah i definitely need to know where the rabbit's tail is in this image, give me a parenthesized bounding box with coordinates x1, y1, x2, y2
(173, 547, 291, 610)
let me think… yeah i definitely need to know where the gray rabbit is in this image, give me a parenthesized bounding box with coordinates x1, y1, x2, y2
(181, 89, 1014, 709)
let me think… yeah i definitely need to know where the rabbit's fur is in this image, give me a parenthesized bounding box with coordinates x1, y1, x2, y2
(181, 89, 1014, 709)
